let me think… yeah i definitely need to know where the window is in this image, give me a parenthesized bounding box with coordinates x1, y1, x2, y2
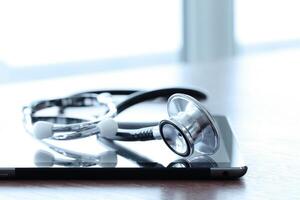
(0, 0, 182, 82)
(235, 0, 300, 52)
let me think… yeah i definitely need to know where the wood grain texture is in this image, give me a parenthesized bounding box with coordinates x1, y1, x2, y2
(1, 49, 300, 199)
(0, 180, 246, 200)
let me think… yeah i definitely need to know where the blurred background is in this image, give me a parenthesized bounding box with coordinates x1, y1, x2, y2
(1, 2, 300, 196)
(0, 0, 299, 83)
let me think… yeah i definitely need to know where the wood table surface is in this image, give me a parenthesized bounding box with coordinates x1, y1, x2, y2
(0, 49, 300, 199)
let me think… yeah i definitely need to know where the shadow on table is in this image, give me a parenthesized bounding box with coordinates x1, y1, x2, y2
(0, 179, 246, 200)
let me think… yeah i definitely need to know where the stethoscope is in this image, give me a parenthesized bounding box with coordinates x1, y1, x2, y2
(23, 88, 220, 157)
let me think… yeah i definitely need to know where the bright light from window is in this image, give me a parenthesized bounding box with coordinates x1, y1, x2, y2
(0, 0, 181, 67)
(235, 0, 300, 46)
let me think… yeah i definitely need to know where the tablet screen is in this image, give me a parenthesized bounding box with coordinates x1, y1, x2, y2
(0, 106, 245, 170)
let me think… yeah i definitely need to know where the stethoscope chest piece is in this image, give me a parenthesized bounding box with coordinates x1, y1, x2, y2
(159, 94, 220, 157)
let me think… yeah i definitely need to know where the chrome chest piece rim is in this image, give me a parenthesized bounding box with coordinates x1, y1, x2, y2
(160, 93, 220, 157)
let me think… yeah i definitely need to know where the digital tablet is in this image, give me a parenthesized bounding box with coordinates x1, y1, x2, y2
(0, 115, 247, 179)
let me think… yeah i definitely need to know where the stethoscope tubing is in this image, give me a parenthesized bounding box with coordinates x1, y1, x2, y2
(23, 88, 216, 157)
(24, 87, 207, 134)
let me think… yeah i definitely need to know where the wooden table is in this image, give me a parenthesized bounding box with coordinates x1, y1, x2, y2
(0, 49, 300, 199)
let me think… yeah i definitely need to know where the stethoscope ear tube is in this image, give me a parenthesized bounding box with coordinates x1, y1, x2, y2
(71, 89, 139, 96)
(116, 88, 207, 114)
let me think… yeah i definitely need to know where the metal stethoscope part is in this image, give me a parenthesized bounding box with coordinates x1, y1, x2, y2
(23, 92, 117, 140)
(159, 94, 220, 156)
(23, 89, 220, 157)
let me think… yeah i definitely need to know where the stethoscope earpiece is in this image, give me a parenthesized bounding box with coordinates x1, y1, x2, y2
(33, 121, 54, 140)
(96, 118, 119, 139)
